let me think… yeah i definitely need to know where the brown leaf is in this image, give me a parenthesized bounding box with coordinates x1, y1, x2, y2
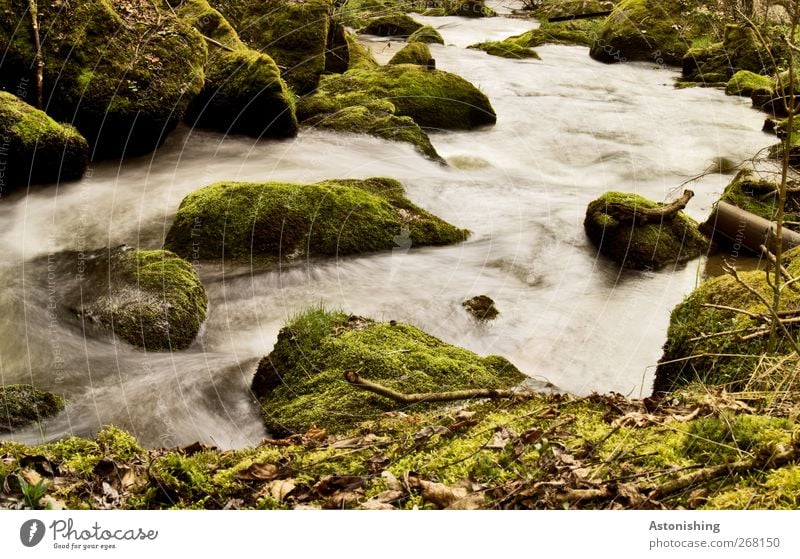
(616, 482, 645, 507)
(487, 427, 516, 450)
(312, 475, 365, 497)
(20, 469, 42, 486)
(414, 425, 451, 441)
(266, 479, 296, 502)
(381, 470, 403, 492)
(446, 493, 485, 510)
(412, 478, 468, 508)
(325, 489, 364, 509)
(360, 500, 396, 510)
(304, 427, 328, 441)
(235, 463, 279, 481)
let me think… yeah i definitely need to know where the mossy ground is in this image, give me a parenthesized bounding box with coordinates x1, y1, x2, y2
(0, 92, 88, 187)
(2, 388, 799, 509)
(164, 177, 467, 261)
(297, 65, 496, 130)
(584, 191, 708, 270)
(0, 385, 64, 433)
(251, 307, 526, 435)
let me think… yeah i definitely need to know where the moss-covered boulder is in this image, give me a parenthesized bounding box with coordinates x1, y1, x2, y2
(344, 30, 380, 70)
(165, 178, 466, 261)
(361, 13, 422, 37)
(0, 385, 64, 432)
(251, 308, 527, 435)
(388, 43, 433, 66)
(682, 25, 768, 83)
(298, 65, 497, 130)
(584, 192, 708, 270)
(469, 40, 541, 60)
(178, 0, 297, 138)
(210, 0, 334, 93)
(0, 92, 88, 188)
(302, 101, 442, 160)
(0, 0, 206, 159)
(589, 0, 718, 65)
(408, 25, 444, 45)
(726, 70, 775, 97)
(715, 169, 800, 228)
(67, 247, 207, 351)
(469, 20, 597, 58)
(655, 248, 800, 394)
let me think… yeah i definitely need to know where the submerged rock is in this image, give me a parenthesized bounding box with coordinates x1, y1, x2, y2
(0, 384, 64, 432)
(0, 92, 88, 188)
(165, 178, 468, 261)
(0, 0, 206, 159)
(388, 43, 433, 66)
(298, 65, 497, 130)
(408, 26, 444, 45)
(361, 13, 422, 37)
(462, 295, 500, 321)
(178, 0, 297, 138)
(584, 191, 708, 270)
(251, 308, 527, 434)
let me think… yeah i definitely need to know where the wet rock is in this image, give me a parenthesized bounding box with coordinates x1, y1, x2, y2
(388, 43, 433, 66)
(683, 24, 768, 83)
(408, 26, 444, 45)
(0, 385, 64, 432)
(462, 295, 500, 321)
(361, 13, 422, 37)
(0, 92, 88, 188)
(725, 70, 774, 97)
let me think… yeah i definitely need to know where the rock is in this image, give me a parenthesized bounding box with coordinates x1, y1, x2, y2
(0, 0, 206, 159)
(251, 308, 527, 434)
(408, 26, 444, 45)
(683, 25, 768, 83)
(584, 192, 708, 270)
(297, 65, 497, 130)
(470, 19, 597, 59)
(60, 247, 208, 351)
(0, 385, 64, 432)
(725, 70, 774, 97)
(589, 0, 716, 65)
(388, 43, 433, 66)
(210, 0, 334, 93)
(714, 169, 800, 227)
(654, 247, 800, 393)
(178, 0, 297, 138)
(462, 296, 500, 321)
(469, 40, 541, 60)
(344, 30, 380, 70)
(361, 13, 422, 37)
(165, 177, 468, 261)
(0, 92, 88, 188)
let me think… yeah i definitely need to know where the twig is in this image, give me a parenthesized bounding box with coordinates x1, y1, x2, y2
(699, 303, 767, 321)
(28, 0, 44, 109)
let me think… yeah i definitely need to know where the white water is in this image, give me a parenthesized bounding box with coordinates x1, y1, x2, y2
(0, 10, 772, 448)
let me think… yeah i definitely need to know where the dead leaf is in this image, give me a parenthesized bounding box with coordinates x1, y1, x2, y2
(414, 425, 450, 441)
(446, 493, 485, 510)
(20, 469, 42, 486)
(381, 470, 403, 492)
(325, 489, 364, 509)
(412, 478, 468, 508)
(235, 463, 279, 481)
(487, 427, 516, 450)
(40, 495, 66, 510)
(304, 427, 328, 441)
(266, 479, 296, 502)
(360, 500, 395, 510)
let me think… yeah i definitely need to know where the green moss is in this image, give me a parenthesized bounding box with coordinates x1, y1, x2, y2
(178, 0, 297, 137)
(0, 385, 64, 432)
(682, 25, 769, 83)
(0, 0, 206, 158)
(589, 0, 720, 65)
(717, 169, 800, 226)
(95, 426, 144, 462)
(78, 247, 208, 351)
(251, 307, 528, 435)
(0, 92, 88, 187)
(726, 70, 775, 97)
(344, 30, 380, 70)
(165, 177, 466, 261)
(469, 19, 598, 58)
(298, 65, 496, 130)
(683, 414, 793, 463)
(408, 25, 444, 44)
(210, 0, 333, 93)
(361, 13, 422, 37)
(583, 191, 708, 271)
(469, 40, 541, 60)
(388, 42, 433, 65)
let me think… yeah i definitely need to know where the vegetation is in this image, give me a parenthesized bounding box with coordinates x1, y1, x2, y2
(0, 385, 64, 433)
(469, 19, 600, 59)
(361, 13, 423, 37)
(388, 42, 433, 65)
(726, 70, 775, 96)
(407, 25, 444, 44)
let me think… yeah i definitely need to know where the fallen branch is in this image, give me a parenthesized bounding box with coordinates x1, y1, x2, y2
(602, 190, 694, 224)
(344, 371, 532, 403)
(202, 34, 236, 53)
(28, 0, 44, 109)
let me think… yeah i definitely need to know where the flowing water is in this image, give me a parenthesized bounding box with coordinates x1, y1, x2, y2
(0, 8, 774, 448)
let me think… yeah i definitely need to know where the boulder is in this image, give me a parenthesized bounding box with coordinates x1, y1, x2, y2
(0, 0, 206, 159)
(361, 13, 422, 37)
(388, 43, 433, 66)
(462, 295, 500, 321)
(165, 177, 468, 261)
(584, 191, 708, 270)
(0, 92, 88, 188)
(683, 25, 768, 83)
(408, 25, 444, 44)
(0, 385, 64, 432)
(725, 70, 774, 97)
(251, 308, 526, 434)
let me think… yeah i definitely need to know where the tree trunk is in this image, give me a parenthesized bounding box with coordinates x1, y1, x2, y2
(28, 0, 44, 109)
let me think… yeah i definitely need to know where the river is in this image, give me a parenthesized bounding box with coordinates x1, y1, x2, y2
(0, 6, 772, 448)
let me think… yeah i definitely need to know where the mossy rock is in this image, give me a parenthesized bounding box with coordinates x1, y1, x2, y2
(302, 101, 442, 160)
(655, 247, 800, 393)
(717, 169, 800, 228)
(388, 43, 433, 65)
(530, 0, 611, 19)
(589, 0, 719, 65)
(251, 308, 527, 435)
(165, 177, 467, 261)
(682, 25, 769, 83)
(0, 385, 64, 433)
(344, 30, 380, 70)
(469, 19, 597, 58)
(297, 65, 497, 130)
(0, 92, 88, 188)
(178, 0, 297, 138)
(408, 25, 444, 45)
(210, 0, 334, 94)
(0, 0, 206, 159)
(361, 13, 422, 37)
(584, 191, 708, 270)
(469, 40, 541, 60)
(725, 70, 775, 97)
(66, 247, 208, 351)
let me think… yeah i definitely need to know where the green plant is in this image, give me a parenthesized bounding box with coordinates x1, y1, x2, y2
(18, 476, 48, 509)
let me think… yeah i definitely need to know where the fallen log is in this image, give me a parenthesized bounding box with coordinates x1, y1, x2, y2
(701, 201, 800, 254)
(601, 189, 694, 224)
